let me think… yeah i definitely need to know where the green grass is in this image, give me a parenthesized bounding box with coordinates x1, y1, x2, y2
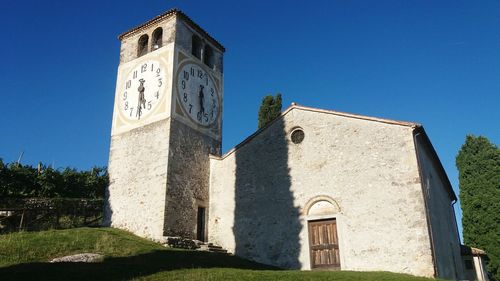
(0, 227, 161, 266)
(0, 228, 437, 281)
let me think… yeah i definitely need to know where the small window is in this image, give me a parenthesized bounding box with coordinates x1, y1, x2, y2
(191, 35, 202, 59)
(152, 27, 163, 50)
(137, 34, 149, 57)
(203, 45, 214, 68)
(291, 128, 305, 144)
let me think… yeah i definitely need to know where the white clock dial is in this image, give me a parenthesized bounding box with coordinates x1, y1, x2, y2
(119, 59, 167, 121)
(177, 63, 220, 126)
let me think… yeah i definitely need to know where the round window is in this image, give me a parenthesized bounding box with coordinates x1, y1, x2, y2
(290, 129, 305, 144)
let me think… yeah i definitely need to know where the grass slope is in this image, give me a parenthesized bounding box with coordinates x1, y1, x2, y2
(0, 228, 437, 281)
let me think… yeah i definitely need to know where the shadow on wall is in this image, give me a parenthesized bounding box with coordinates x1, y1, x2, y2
(233, 118, 302, 269)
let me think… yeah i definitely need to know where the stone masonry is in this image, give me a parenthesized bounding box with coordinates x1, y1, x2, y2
(105, 9, 465, 280)
(208, 105, 463, 279)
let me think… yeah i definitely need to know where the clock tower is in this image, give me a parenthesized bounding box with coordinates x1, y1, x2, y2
(104, 9, 224, 241)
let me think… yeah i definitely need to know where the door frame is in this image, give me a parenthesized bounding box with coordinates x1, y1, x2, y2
(196, 205, 206, 242)
(306, 215, 343, 270)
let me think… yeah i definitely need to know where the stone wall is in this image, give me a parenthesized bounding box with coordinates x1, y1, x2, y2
(163, 119, 221, 238)
(108, 12, 223, 242)
(104, 119, 170, 240)
(161, 13, 223, 239)
(120, 15, 177, 64)
(209, 107, 435, 277)
(175, 19, 224, 73)
(415, 132, 464, 279)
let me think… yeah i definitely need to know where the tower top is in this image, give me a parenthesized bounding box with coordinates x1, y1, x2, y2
(118, 8, 225, 52)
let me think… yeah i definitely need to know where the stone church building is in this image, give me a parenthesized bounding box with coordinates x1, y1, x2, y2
(104, 9, 486, 280)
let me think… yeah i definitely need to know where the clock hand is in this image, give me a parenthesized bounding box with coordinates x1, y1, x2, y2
(137, 79, 146, 119)
(199, 85, 205, 113)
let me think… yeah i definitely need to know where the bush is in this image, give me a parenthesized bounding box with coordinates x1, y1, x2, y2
(0, 159, 108, 199)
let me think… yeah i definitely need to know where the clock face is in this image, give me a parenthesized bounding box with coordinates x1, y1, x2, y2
(176, 62, 220, 126)
(119, 59, 167, 121)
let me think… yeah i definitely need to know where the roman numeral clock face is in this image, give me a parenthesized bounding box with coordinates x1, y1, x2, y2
(177, 63, 220, 126)
(119, 59, 167, 121)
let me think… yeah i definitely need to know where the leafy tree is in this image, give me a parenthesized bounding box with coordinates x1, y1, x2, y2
(36, 166, 63, 197)
(456, 135, 500, 280)
(0, 159, 108, 199)
(0, 159, 8, 197)
(8, 162, 38, 197)
(258, 93, 282, 129)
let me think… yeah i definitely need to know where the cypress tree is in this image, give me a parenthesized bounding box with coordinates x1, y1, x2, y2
(456, 135, 500, 280)
(258, 93, 282, 129)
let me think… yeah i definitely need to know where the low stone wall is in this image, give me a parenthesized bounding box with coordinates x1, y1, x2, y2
(0, 198, 103, 232)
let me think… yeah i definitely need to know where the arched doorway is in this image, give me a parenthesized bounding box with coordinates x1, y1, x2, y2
(305, 196, 341, 270)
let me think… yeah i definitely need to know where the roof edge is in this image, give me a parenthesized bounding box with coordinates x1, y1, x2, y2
(118, 8, 225, 52)
(215, 104, 421, 160)
(461, 245, 487, 256)
(414, 127, 458, 201)
(293, 105, 421, 127)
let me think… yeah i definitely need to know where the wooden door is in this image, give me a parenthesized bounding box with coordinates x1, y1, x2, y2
(196, 207, 205, 241)
(308, 218, 341, 269)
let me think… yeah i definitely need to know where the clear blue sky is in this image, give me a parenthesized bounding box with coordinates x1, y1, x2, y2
(1, 1, 499, 240)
